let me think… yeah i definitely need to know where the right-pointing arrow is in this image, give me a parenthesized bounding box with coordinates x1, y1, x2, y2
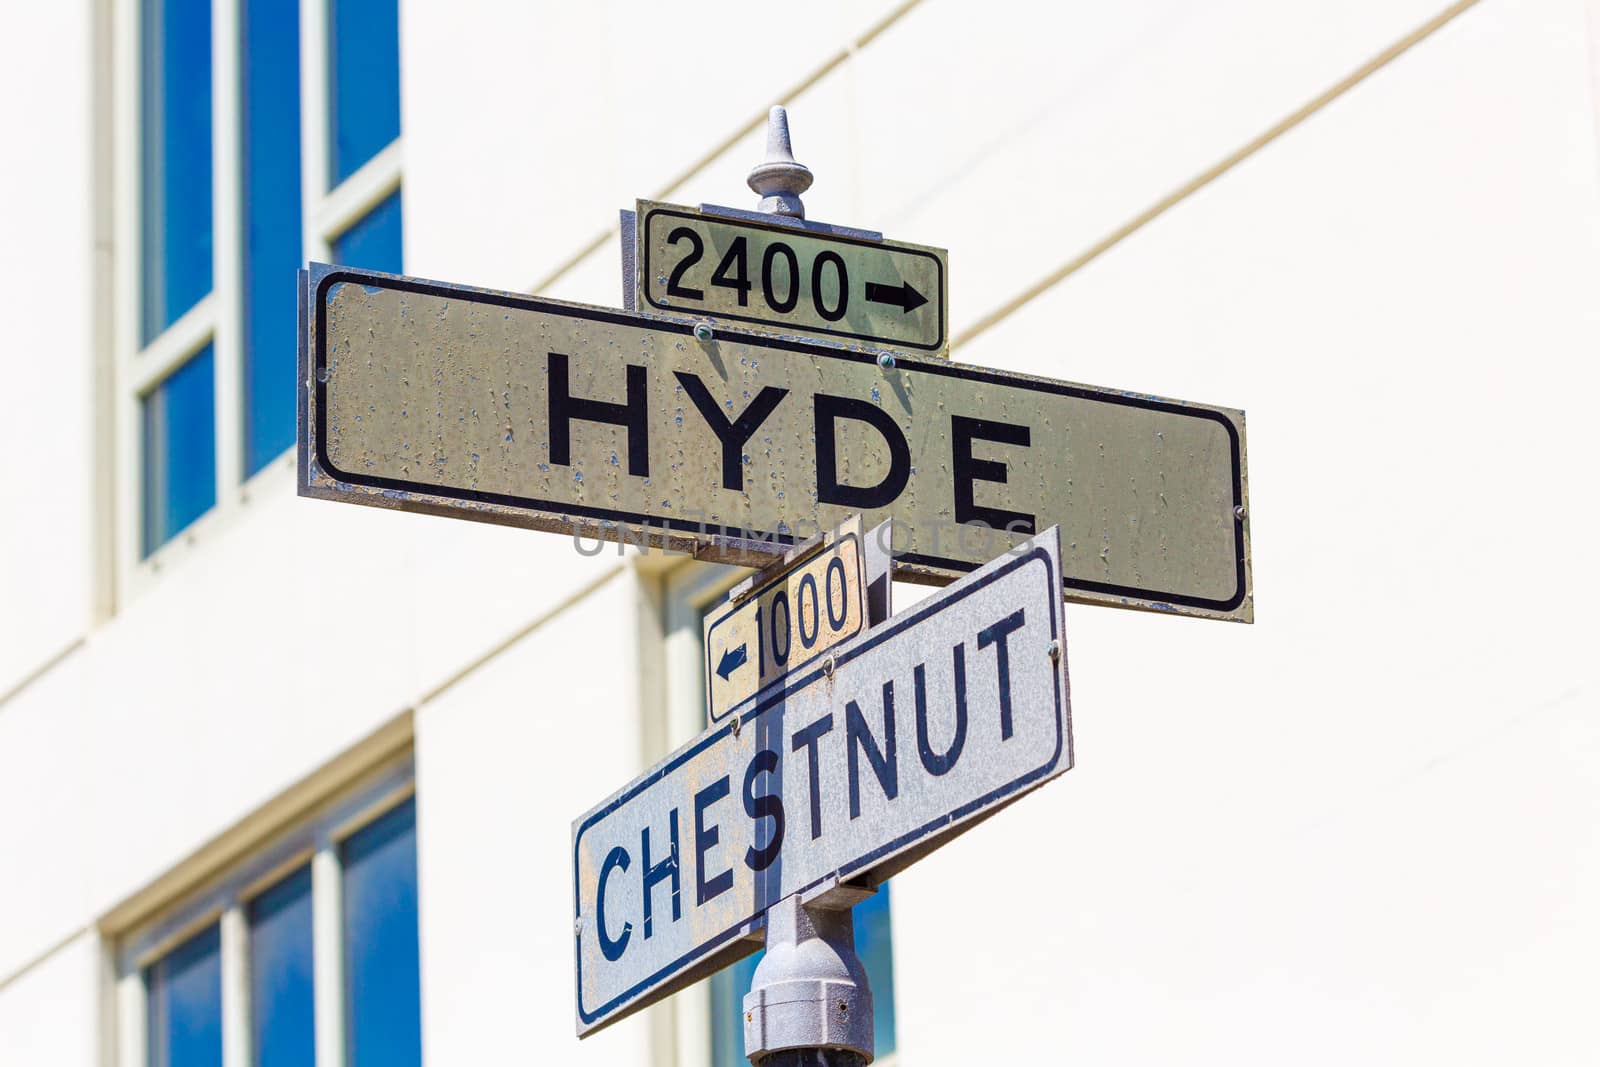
(865, 280, 928, 314)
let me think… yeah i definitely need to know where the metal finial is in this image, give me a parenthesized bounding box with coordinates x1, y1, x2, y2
(747, 105, 813, 218)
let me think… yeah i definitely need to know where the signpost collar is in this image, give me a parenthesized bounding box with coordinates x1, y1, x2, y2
(744, 892, 874, 1066)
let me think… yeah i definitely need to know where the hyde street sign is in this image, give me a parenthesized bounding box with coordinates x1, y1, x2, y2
(634, 200, 948, 354)
(572, 528, 1072, 1036)
(299, 263, 1252, 621)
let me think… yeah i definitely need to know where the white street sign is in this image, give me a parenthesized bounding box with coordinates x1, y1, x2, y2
(572, 528, 1073, 1035)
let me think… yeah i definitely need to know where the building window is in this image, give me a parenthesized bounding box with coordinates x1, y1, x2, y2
(853, 885, 900, 1057)
(124, 0, 404, 563)
(341, 797, 422, 1067)
(141, 346, 217, 557)
(145, 924, 222, 1067)
(117, 761, 418, 1067)
(139, 0, 213, 345)
(239, 0, 304, 478)
(328, 0, 401, 185)
(330, 188, 405, 275)
(707, 945, 758, 1067)
(247, 865, 315, 1067)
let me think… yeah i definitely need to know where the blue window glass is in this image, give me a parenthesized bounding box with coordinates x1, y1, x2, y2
(142, 347, 217, 556)
(709, 946, 761, 1067)
(341, 797, 422, 1067)
(146, 924, 223, 1067)
(249, 865, 315, 1067)
(330, 189, 403, 274)
(710, 885, 897, 1067)
(240, 0, 304, 477)
(141, 0, 214, 344)
(327, 0, 400, 184)
(854, 885, 897, 1055)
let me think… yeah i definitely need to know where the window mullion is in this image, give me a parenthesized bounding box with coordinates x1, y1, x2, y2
(127, 294, 219, 394)
(117, 967, 148, 1067)
(300, 0, 331, 263)
(212, 0, 244, 501)
(676, 984, 712, 1067)
(221, 902, 251, 1067)
(313, 141, 402, 243)
(312, 839, 346, 1067)
(112, 0, 142, 605)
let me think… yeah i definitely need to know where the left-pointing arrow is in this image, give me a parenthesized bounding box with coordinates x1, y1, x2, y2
(716, 643, 749, 681)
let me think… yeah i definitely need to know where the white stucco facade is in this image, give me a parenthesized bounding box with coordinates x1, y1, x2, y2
(2, 1, 1598, 1064)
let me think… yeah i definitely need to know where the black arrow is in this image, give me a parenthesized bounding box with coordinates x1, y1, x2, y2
(865, 280, 928, 314)
(716, 643, 749, 681)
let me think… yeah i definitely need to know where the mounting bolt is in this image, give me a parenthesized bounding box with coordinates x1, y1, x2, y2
(823, 655, 836, 679)
(574, 916, 583, 936)
(694, 321, 715, 343)
(1234, 504, 1247, 521)
(730, 715, 742, 737)
(1047, 639, 1062, 663)
(877, 352, 896, 371)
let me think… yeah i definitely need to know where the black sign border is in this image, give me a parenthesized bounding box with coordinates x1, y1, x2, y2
(312, 268, 1247, 614)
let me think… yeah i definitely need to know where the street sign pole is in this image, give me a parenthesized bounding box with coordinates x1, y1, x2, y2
(292, 100, 1249, 1061)
(700, 513, 893, 1063)
(740, 110, 872, 1067)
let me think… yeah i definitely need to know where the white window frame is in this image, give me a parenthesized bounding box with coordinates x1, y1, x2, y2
(661, 561, 747, 748)
(655, 559, 748, 1067)
(113, 752, 415, 1067)
(110, 0, 404, 598)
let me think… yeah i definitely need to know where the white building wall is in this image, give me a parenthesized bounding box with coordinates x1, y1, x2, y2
(1, 0, 1597, 1064)
(399, 0, 910, 294)
(0, 480, 623, 985)
(0, 0, 100, 699)
(0, 931, 101, 1067)
(897, 7, 1600, 1060)
(413, 568, 653, 1066)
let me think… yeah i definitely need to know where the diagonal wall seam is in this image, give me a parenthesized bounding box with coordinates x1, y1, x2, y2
(0, 637, 87, 713)
(0, 926, 94, 998)
(411, 562, 626, 709)
(525, 0, 927, 296)
(950, 0, 1484, 352)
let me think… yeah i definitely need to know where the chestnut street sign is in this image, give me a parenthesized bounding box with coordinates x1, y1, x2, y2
(571, 529, 1072, 1035)
(298, 262, 1253, 621)
(631, 199, 949, 355)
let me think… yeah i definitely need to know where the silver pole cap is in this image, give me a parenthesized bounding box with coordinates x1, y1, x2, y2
(743, 894, 873, 1063)
(747, 105, 814, 218)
